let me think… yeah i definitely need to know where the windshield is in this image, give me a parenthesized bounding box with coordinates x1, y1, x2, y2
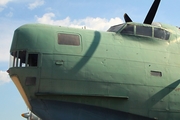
(120, 24, 170, 40)
(107, 24, 125, 32)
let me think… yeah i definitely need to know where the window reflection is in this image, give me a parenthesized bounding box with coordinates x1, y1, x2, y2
(121, 24, 134, 35)
(136, 26, 152, 37)
(58, 33, 80, 46)
(154, 28, 170, 40)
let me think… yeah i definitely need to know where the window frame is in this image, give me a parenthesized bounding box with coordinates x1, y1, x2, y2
(120, 23, 170, 41)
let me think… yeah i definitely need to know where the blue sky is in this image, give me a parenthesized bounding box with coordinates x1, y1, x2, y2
(0, 0, 180, 119)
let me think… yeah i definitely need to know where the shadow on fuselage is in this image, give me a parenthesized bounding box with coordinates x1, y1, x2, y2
(69, 31, 101, 74)
(145, 79, 180, 109)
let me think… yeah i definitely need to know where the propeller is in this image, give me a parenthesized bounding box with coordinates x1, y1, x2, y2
(22, 111, 41, 120)
(124, 13, 132, 23)
(21, 112, 31, 120)
(144, 0, 161, 24)
(124, 0, 161, 25)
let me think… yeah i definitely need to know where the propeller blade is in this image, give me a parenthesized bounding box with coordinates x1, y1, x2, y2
(124, 13, 133, 22)
(143, 0, 161, 24)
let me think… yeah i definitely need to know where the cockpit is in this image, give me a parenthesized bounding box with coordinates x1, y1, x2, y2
(107, 23, 170, 40)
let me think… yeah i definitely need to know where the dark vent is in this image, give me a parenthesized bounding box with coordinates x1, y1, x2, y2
(151, 71, 162, 77)
(25, 77, 36, 86)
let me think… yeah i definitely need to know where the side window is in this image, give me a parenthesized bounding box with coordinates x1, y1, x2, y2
(154, 28, 170, 40)
(27, 54, 38, 67)
(136, 26, 152, 37)
(121, 24, 134, 35)
(58, 33, 80, 46)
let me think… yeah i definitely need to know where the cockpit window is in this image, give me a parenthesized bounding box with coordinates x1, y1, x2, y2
(27, 54, 38, 67)
(121, 24, 134, 35)
(107, 24, 124, 32)
(136, 26, 152, 37)
(58, 33, 80, 46)
(154, 28, 170, 40)
(120, 24, 170, 40)
(10, 51, 38, 68)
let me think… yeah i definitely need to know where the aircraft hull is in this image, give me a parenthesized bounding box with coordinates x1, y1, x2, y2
(30, 99, 153, 120)
(9, 24, 180, 120)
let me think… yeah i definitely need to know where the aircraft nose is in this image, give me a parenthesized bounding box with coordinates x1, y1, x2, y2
(7, 69, 9, 73)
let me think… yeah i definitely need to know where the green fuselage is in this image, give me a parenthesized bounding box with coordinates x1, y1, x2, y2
(8, 22, 180, 120)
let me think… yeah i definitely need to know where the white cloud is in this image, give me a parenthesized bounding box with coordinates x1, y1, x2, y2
(6, 11, 13, 17)
(28, 0, 44, 10)
(36, 12, 123, 31)
(36, 12, 55, 24)
(0, 0, 12, 12)
(0, 71, 11, 85)
(0, 0, 12, 6)
(45, 7, 52, 11)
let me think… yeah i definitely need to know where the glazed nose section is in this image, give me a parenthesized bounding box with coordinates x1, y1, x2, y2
(9, 50, 39, 68)
(9, 51, 27, 68)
